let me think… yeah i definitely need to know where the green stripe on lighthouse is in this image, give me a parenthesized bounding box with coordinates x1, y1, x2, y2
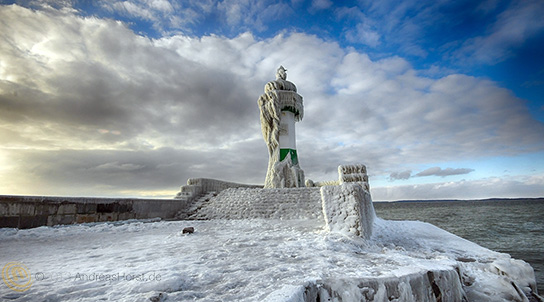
(280, 148, 298, 165)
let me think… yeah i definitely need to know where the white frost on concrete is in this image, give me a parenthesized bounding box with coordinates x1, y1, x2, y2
(321, 183, 375, 239)
(0, 217, 539, 301)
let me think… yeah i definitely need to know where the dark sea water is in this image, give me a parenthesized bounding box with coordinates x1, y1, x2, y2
(374, 198, 544, 294)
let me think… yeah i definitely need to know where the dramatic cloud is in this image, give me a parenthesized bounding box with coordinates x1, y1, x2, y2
(0, 4, 543, 199)
(15, 1, 544, 67)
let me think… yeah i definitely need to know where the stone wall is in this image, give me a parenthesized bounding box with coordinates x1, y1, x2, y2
(0, 195, 188, 229)
(190, 187, 323, 220)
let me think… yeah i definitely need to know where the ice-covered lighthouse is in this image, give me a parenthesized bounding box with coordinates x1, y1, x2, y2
(258, 66, 305, 188)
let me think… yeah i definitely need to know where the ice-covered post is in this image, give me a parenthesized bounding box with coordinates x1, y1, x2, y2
(258, 66, 305, 188)
(321, 164, 375, 239)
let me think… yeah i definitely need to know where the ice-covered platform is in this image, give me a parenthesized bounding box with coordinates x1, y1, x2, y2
(1, 217, 540, 301)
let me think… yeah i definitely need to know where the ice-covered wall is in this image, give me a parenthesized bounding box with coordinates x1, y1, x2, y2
(321, 183, 375, 239)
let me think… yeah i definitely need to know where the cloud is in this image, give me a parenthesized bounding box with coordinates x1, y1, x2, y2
(341, 0, 445, 57)
(0, 145, 268, 197)
(95, 0, 296, 35)
(389, 170, 412, 180)
(12, 0, 77, 13)
(345, 22, 381, 47)
(388, 167, 474, 181)
(453, 0, 544, 64)
(1, 5, 543, 198)
(0, 5, 261, 151)
(216, 0, 295, 33)
(97, 0, 203, 34)
(341, 0, 544, 64)
(415, 167, 474, 177)
(16, 0, 543, 68)
(335, 7, 382, 48)
(310, 0, 332, 12)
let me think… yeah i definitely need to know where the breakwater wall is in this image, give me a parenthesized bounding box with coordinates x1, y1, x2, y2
(0, 195, 188, 229)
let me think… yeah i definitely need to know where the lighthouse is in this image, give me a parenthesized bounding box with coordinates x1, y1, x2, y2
(258, 66, 305, 188)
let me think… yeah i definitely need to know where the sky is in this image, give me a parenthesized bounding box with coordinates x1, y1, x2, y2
(0, 0, 543, 200)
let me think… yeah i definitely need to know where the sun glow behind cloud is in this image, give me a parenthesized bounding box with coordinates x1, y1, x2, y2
(0, 2, 543, 199)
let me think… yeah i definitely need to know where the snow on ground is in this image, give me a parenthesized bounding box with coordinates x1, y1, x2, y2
(0, 218, 538, 301)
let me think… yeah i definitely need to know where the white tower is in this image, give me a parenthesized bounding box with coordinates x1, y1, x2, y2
(258, 66, 304, 188)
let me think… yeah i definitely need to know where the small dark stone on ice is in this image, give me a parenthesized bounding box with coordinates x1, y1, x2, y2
(182, 227, 194, 234)
(149, 292, 165, 302)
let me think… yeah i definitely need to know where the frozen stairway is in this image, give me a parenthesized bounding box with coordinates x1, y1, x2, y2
(187, 187, 323, 220)
(177, 192, 218, 220)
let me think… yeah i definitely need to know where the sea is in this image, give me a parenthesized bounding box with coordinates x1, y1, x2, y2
(373, 198, 544, 294)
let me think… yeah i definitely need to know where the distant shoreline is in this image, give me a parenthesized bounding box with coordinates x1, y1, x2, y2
(373, 197, 544, 203)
